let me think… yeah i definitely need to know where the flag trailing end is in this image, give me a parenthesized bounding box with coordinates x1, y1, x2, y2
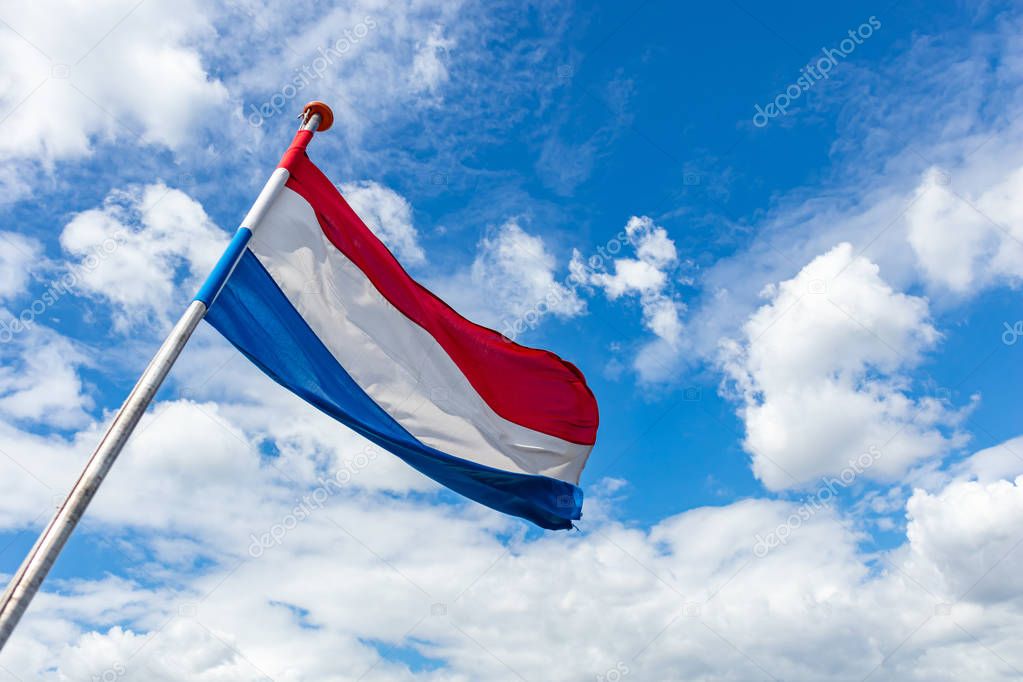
(205, 102, 598, 529)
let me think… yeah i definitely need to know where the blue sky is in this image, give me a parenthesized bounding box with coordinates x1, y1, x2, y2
(1, 0, 1023, 679)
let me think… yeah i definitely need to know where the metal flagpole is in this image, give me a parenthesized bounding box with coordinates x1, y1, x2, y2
(0, 101, 334, 652)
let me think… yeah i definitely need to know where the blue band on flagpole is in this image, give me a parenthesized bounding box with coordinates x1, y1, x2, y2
(193, 227, 253, 307)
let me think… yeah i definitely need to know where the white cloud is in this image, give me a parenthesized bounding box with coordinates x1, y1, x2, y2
(903, 474, 1023, 603)
(435, 219, 585, 334)
(574, 216, 686, 382)
(722, 243, 970, 490)
(587, 217, 679, 301)
(952, 436, 1023, 483)
(907, 167, 1023, 294)
(339, 180, 424, 265)
(0, 326, 92, 429)
(0, 0, 228, 165)
(473, 221, 584, 318)
(4, 437, 1023, 680)
(225, 1, 467, 157)
(0, 231, 42, 299)
(592, 257, 667, 298)
(60, 183, 226, 330)
(410, 24, 455, 98)
(0, 165, 32, 207)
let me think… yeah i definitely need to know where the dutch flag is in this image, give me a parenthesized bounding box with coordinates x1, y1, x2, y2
(203, 126, 599, 530)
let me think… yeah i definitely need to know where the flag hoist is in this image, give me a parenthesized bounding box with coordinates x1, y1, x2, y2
(0, 101, 597, 651)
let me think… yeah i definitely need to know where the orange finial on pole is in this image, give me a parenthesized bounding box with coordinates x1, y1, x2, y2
(301, 100, 334, 132)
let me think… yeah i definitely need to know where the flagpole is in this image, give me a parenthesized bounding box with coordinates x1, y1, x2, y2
(0, 101, 334, 652)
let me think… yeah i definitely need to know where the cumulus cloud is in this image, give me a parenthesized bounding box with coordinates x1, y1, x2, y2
(573, 216, 687, 382)
(0, 0, 228, 165)
(0, 326, 93, 429)
(722, 243, 971, 490)
(907, 167, 1023, 294)
(473, 221, 585, 318)
(4, 435, 1023, 680)
(60, 183, 226, 330)
(435, 219, 585, 334)
(902, 474, 1023, 604)
(339, 180, 424, 265)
